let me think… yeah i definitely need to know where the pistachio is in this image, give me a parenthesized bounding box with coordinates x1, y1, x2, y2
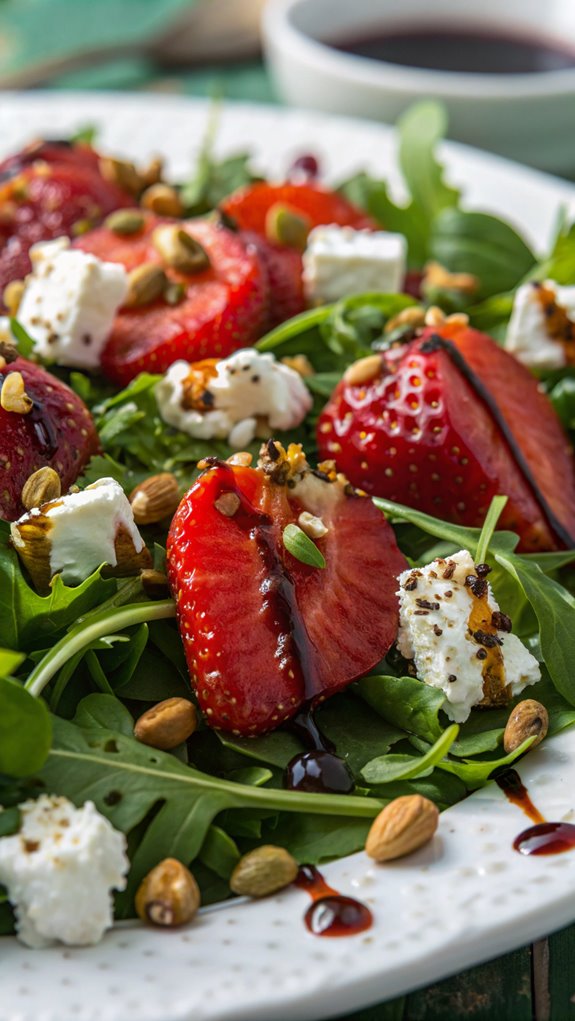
(230, 845, 298, 898)
(141, 183, 183, 217)
(104, 209, 145, 236)
(124, 263, 167, 308)
(265, 203, 311, 251)
(424, 260, 479, 295)
(281, 354, 314, 377)
(140, 568, 170, 599)
(21, 467, 61, 511)
(1, 371, 33, 414)
(365, 795, 439, 862)
(503, 699, 549, 754)
(3, 279, 25, 317)
(134, 697, 197, 750)
(343, 354, 382, 387)
(99, 156, 143, 196)
(384, 305, 426, 334)
(298, 510, 328, 540)
(129, 472, 180, 525)
(135, 858, 200, 927)
(152, 225, 210, 274)
(164, 281, 186, 306)
(71, 218, 94, 237)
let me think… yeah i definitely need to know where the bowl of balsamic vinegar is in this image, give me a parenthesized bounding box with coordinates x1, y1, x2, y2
(263, 0, 575, 174)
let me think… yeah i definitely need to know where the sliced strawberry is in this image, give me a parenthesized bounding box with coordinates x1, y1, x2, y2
(74, 214, 268, 386)
(0, 161, 134, 298)
(317, 325, 575, 552)
(167, 445, 406, 734)
(0, 140, 102, 175)
(242, 231, 305, 329)
(0, 353, 99, 521)
(220, 181, 376, 235)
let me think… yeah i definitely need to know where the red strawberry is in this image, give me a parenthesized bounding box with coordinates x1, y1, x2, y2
(167, 444, 406, 734)
(74, 214, 268, 386)
(0, 161, 134, 299)
(220, 181, 376, 235)
(0, 139, 102, 175)
(0, 352, 99, 521)
(317, 324, 575, 553)
(242, 231, 305, 329)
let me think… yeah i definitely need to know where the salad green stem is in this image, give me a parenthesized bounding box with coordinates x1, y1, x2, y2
(25, 600, 176, 698)
(475, 495, 508, 565)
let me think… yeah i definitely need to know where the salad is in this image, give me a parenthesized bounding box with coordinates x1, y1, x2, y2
(2, 100, 575, 949)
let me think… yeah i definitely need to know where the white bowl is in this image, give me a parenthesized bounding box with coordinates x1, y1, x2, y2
(262, 0, 575, 174)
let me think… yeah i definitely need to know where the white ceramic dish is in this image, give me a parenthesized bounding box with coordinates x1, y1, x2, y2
(262, 0, 575, 174)
(1, 93, 575, 1021)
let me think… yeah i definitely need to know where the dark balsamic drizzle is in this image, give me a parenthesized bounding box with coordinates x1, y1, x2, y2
(495, 767, 575, 856)
(421, 335, 575, 549)
(210, 460, 353, 795)
(295, 864, 372, 937)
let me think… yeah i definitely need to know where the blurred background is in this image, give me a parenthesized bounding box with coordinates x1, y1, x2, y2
(0, 0, 574, 173)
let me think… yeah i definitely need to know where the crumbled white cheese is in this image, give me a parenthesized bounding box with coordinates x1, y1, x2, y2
(505, 280, 575, 371)
(155, 348, 312, 449)
(16, 237, 128, 369)
(0, 795, 128, 948)
(302, 225, 407, 305)
(397, 549, 541, 723)
(11, 477, 145, 584)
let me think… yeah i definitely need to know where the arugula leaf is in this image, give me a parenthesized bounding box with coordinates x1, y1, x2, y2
(438, 736, 535, 789)
(357, 675, 445, 744)
(70, 124, 97, 145)
(0, 649, 24, 679)
(475, 496, 507, 565)
(9, 318, 36, 359)
(261, 813, 371, 864)
(0, 807, 21, 837)
(72, 693, 134, 735)
(283, 524, 325, 569)
(0, 678, 51, 777)
(361, 725, 459, 784)
(181, 153, 258, 216)
(430, 209, 536, 299)
(373, 496, 519, 557)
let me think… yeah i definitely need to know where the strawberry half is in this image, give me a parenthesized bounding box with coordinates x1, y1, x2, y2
(167, 443, 407, 735)
(317, 324, 575, 552)
(0, 352, 99, 521)
(75, 213, 268, 386)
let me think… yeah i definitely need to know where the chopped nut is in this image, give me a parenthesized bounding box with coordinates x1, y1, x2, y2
(140, 156, 164, 189)
(424, 260, 479, 295)
(135, 858, 200, 927)
(104, 209, 145, 236)
(134, 697, 197, 750)
(445, 312, 470, 327)
(281, 354, 314, 377)
(265, 203, 311, 250)
(230, 845, 298, 898)
(226, 451, 253, 467)
(3, 279, 25, 316)
(503, 699, 549, 754)
(1, 371, 33, 414)
(141, 183, 183, 217)
(343, 354, 382, 386)
(99, 156, 143, 196)
(365, 795, 439, 862)
(140, 568, 169, 599)
(384, 305, 426, 334)
(129, 473, 180, 525)
(424, 305, 446, 328)
(298, 510, 328, 539)
(21, 466, 61, 510)
(152, 225, 210, 274)
(124, 263, 167, 308)
(214, 492, 241, 517)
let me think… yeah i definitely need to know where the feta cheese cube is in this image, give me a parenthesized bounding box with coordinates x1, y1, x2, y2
(505, 280, 575, 371)
(397, 550, 540, 723)
(302, 225, 407, 305)
(0, 795, 128, 948)
(17, 238, 128, 369)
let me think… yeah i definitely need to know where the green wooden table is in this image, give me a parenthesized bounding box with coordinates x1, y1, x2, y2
(15, 47, 575, 1021)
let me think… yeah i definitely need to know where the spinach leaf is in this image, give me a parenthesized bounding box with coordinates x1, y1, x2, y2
(0, 678, 51, 777)
(430, 209, 536, 299)
(361, 725, 459, 784)
(261, 813, 370, 864)
(0, 649, 24, 679)
(357, 675, 445, 744)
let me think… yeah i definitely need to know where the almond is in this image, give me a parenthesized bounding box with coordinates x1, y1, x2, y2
(134, 697, 197, 750)
(503, 699, 549, 754)
(129, 472, 180, 525)
(343, 354, 382, 386)
(365, 794, 439, 862)
(135, 858, 200, 927)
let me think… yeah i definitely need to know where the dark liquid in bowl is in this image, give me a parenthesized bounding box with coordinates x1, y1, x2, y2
(333, 27, 575, 74)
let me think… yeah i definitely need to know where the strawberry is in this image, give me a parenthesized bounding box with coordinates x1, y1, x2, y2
(220, 182, 376, 330)
(0, 139, 102, 175)
(0, 351, 99, 521)
(74, 214, 268, 386)
(0, 160, 134, 299)
(317, 324, 575, 553)
(167, 443, 406, 735)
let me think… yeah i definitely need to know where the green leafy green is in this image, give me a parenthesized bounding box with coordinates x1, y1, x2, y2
(438, 736, 535, 789)
(9, 318, 36, 359)
(0, 807, 21, 838)
(70, 124, 97, 146)
(357, 675, 445, 744)
(475, 495, 507, 565)
(283, 523, 326, 569)
(361, 725, 459, 784)
(0, 678, 51, 776)
(430, 209, 536, 299)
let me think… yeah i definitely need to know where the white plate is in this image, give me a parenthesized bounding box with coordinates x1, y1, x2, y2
(1, 93, 575, 1021)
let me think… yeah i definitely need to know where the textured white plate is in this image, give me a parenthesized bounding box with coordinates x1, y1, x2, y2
(1, 93, 575, 1021)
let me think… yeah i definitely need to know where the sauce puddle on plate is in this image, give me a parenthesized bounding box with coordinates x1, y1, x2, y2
(295, 864, 372, 937)
(495, 767, 575, 855)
